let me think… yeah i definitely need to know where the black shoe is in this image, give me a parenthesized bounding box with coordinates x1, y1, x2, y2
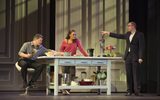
(29, 84, 37, 88)
(125, 92, 132, 96)
(27, 82, 36, 88)
(135, 93, 143, 96)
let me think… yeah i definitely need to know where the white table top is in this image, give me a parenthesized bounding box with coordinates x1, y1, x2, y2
(38, 56, 123, 60)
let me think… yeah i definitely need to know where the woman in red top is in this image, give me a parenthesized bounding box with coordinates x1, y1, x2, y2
(60, 30, 88, 56)
(60, 30, 88, 95)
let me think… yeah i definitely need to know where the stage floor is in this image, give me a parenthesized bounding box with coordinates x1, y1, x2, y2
(0, 92, 160, 100)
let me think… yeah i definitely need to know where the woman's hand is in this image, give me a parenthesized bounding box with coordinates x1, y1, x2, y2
(73, 52, 82, 56)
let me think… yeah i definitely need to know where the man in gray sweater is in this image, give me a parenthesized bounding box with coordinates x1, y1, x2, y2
(18, 34, 47, 88)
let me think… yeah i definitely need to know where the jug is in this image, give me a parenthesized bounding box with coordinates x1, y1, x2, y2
(61, 73, 71, 86)
(87, 48, 94, 57)
(81, 71, 87, 81)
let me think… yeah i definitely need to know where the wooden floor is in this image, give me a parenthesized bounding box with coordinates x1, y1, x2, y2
(0, 92, 160, 100)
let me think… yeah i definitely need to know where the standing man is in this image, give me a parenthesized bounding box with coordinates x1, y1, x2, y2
(101, 22, 145, 96)
(18, 34, 47, 88)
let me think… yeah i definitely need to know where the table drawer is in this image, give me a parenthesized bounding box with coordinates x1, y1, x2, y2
(75, 60, 91, 65)
(91, 60, 107, 65)
(59, 59, 75, 65)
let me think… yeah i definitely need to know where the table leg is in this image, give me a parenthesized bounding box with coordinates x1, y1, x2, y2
(46, 64, 50, 95)
(97, 66, 101, 95)
(54, 59, 59, 96)
(107, 60, 111, 95)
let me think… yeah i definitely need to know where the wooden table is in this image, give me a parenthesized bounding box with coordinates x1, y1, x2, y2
(38, 56, 122, 96)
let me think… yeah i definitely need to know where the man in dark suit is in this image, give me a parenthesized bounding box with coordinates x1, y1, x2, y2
(101, 22, 145, 96)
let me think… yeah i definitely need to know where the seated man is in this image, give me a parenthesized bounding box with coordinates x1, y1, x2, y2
(18, 34, 48, 88)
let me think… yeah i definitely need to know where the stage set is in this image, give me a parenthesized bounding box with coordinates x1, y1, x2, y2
(0, 0, 160, 100)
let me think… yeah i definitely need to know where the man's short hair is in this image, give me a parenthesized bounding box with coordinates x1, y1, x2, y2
(33, 34, 43, 40)
(128, 21, 137, 28)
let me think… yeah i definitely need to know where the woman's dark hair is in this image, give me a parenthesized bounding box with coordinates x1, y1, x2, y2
(65, 30, 77, 43)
